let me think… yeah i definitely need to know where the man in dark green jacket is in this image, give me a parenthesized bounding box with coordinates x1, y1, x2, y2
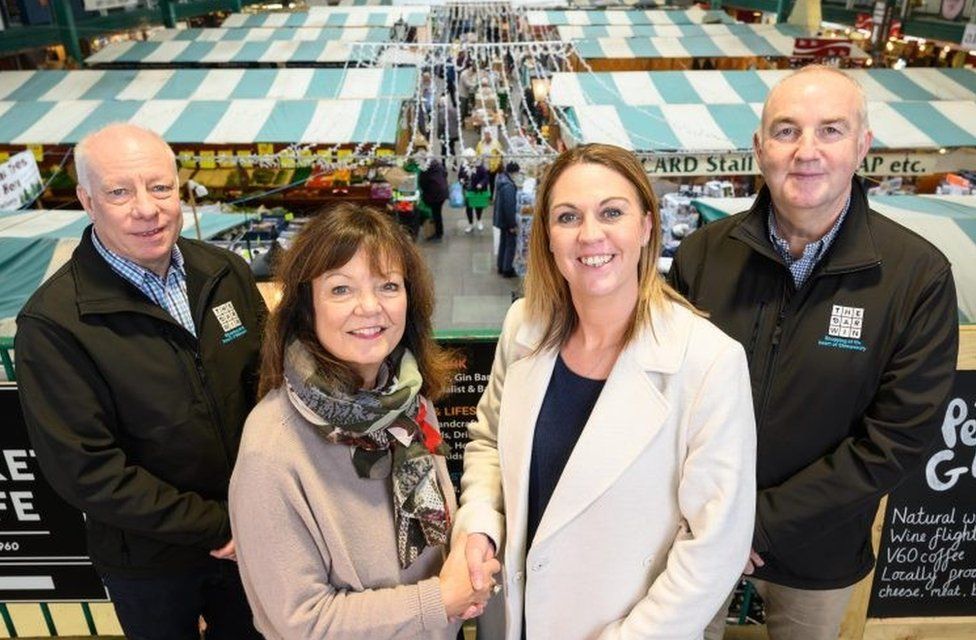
(670, 67, 958, 640)
(15, 124, 266, 639)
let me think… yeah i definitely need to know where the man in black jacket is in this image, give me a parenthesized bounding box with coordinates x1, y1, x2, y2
(669, 66, 958, 639)
(493, 162, 520, 278)
(15, 124, 266, 639)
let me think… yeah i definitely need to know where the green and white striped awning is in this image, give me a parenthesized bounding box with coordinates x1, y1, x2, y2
(0, 68, 418, 101)
(570, 27, 867, 59)
(557, 22, 802, 39)
(86, 40, 380, 65)
(526, 8, 734, 26)
(560, 101, 976, 151)
(549, 69, 976, 105)
(0, 98, 405, 145)
(148, 26, 392, 42)
(221, 7, 429, 29)
(690, 195, 976, 323)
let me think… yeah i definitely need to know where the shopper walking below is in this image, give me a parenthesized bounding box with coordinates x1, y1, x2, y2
(419, 156, 449, 241)
(459, 148, 490, 233)
(493, 162, 520, 277)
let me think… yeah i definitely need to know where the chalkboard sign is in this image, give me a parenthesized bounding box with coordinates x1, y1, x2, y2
(869, 370, 976, 617)
(0, 384, 107, 601)
(433, 339, 497, 501)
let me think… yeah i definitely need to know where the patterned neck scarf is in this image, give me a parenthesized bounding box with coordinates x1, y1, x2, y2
(282, 340, 451, 569)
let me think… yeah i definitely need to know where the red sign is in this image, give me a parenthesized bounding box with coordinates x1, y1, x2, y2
(855, 13, 872, 30)
(793, 37, 856, 58)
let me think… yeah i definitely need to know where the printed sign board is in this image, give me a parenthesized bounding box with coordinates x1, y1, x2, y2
(869, 371, 976, 617)
(0, 151, 42, 210)
(0, 385, 107, 601)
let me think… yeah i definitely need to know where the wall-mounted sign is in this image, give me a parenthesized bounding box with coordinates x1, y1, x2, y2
(793, 38, 856, 58)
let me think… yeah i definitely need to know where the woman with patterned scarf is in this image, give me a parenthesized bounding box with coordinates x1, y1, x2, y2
(229, 204, 500, 639)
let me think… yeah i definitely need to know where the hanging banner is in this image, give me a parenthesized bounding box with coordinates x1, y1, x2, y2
(0, 151, 43, 210)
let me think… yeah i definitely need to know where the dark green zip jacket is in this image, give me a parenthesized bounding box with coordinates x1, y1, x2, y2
(668, 180, 958, 589)
(16, 227, 266, 577)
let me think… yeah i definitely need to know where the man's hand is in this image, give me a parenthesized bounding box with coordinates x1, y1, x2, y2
(743, 549, 764, 575)
(465, 532, 497, 591)
(210, 538, 236, 562)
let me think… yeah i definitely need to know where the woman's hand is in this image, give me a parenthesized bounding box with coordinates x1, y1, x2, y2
(440, 533, 500, 620)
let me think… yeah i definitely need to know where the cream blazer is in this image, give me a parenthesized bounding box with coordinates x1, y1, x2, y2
(455, 299, 756, 639)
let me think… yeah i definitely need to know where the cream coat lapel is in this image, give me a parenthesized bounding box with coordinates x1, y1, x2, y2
(530, 305, 692, 548)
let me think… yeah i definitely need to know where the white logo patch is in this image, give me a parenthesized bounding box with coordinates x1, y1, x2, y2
(828, 304, 864, 339)
(212, 301, 242, 333)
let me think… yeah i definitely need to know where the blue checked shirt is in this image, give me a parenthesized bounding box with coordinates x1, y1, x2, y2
(768, 194, 851, 288)
(92, 230, 197, 337)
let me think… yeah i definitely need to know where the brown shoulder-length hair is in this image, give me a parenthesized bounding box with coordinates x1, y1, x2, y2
(524, 143, 698, 353)
(259, 203, 457, 400)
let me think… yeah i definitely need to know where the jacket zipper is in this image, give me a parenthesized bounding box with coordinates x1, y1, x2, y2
(755, 287, 789, 432)
(746, 301, 767, 358)
(192, 271, 234, 474)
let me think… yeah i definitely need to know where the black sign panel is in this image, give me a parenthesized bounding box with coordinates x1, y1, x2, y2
(0, 385, 107, 601)
(433, 339, 498, 501)
(869, 371, 976, 617)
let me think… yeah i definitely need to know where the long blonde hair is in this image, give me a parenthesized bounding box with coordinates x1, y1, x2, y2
(524, 144, 697, 352)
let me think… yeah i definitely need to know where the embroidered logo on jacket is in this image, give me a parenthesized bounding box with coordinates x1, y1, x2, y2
(818, 304, 866, 352)
(212, 301, 247, 344)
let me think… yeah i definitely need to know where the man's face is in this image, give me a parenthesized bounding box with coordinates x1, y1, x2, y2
(754, 71, 873, 221)
(77, 130, 182, 277)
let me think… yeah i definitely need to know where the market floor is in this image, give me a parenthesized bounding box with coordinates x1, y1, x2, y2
(419, 201, 521, 335)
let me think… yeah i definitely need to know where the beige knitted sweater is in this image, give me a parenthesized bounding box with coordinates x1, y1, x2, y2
(229, 386, 460, 640)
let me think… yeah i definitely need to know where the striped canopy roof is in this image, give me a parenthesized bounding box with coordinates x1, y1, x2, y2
(557, 22, 803, 39)
(562, 101, 976, 151)
(0, 68, 418, 102)
(549, 69, 976, 106)
(0, 209, 250, 338)
(571, 28, 867, 59)
(221, 7, 429, 29)
(86, 40, 378, 65)
(690, 195, 976, 323)
(148, 26, 392, 42)
(525, 8, 733, 26)
(0, 98, 405, 145)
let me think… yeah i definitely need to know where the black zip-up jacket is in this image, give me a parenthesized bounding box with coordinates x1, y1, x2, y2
(15, 228, 266, 577)
(668, 180, 958, 589)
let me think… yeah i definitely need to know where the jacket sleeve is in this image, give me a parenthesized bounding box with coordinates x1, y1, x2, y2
(599, 337, 757, 640)
(753, 266, 959, 555)
(453, 302, 525, 549)
(15, 314, 231, 549)
(230, 450, 451, 640)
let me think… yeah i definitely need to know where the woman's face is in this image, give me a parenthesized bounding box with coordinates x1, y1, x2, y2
(547, 162, 650, 306)
(311, 247, 407, 389)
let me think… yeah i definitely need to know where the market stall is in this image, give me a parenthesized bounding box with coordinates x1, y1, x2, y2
(566, 26, 868, 71)
(220, 7, 429, 29)
(146, 26, 394, 42)
(544, 68, 976, 179)
(85, 39, 379, 67)
(524, 8, 734, 26)
(689, 195, 976, 323)
(0, 68, 419, 101)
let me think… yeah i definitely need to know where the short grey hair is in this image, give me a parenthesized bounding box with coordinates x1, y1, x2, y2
(758, 65, 870, 141)
(74, 123, 177, 193)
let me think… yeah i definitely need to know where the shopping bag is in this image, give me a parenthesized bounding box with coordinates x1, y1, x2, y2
(449, 181, 464, 208)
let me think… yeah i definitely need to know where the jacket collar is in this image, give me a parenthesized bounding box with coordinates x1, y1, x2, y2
(73, 226, 228, 319)
(512, 301, 692, 375)
(729, 178, 882, 274)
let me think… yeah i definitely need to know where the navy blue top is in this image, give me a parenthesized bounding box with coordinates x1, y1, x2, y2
(526, 354, 606, 550)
